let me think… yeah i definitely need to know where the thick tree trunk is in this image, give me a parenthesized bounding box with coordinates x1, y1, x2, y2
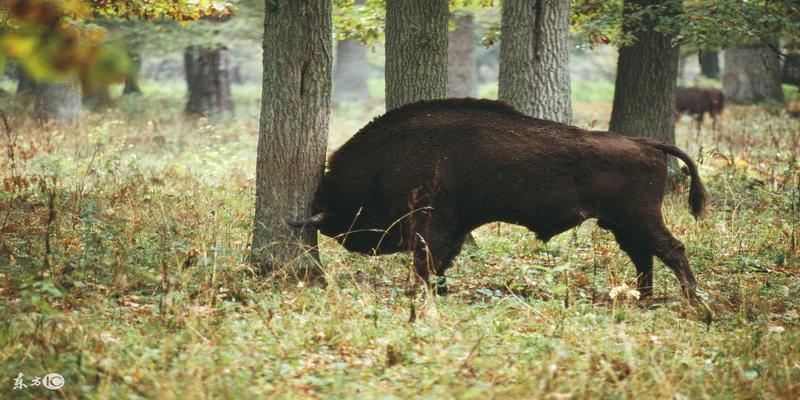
(184, 46, 233, 114)
(33, 78, 83, 123)
(498, 0, 572, 123)
(699, 50, 720, 80)
(385, 0, 448, 110)
(722, 43, 785, 104)
(123, 51, 142, 95)
(333, 38, 369, 102)
(610, 0, 680, 149)
(499, 0, 536, 115)
(252, 0, 332, 278)
(448, 13, 477, 98)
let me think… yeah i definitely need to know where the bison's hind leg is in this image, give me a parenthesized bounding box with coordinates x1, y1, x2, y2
(605, 216, 698, 299)
(694, 113, 704, 132)
(610, 229, 655, 298)
(649, 223, 698, 299)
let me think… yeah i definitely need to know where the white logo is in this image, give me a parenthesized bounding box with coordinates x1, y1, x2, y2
(42, 373, 65, 390)
(12, 373, 26, 390)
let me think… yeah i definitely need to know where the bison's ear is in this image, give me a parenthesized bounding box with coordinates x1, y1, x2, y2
(286, 212, 326, 228)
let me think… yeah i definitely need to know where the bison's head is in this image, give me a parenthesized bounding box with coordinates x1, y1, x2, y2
(285, 176, 404, 255)
(287, 207, 401, 255)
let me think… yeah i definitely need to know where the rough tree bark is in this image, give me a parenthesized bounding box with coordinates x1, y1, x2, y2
(610, 0, 680, 149)
(498, 0, 572, 123)
(184, 45, 233, 114)
(252, 0, 332, 278)
(333, 38, 369, 102)
(699, 50, 720, 80)
(123, 51, 142, 95)
(448, 13, 477, 98)
(33, 78, 83, 123)
(723, 43, 785, 104)
(384, 0, 448, 110)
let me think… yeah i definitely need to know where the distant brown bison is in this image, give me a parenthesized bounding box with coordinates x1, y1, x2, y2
(675, 87, 725, 130)
(289, 99, 708, 299)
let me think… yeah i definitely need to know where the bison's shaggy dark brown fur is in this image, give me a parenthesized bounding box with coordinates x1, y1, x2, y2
(676, 87, 725, 130)
(290, 98, 708, 298)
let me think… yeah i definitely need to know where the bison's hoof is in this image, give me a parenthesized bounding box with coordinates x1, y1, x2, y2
(682, 286, 700, 302)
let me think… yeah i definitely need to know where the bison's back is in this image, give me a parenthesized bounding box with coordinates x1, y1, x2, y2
(676, 87, 709, 114)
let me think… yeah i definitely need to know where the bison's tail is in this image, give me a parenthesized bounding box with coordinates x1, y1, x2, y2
(639, 139, 709, 219)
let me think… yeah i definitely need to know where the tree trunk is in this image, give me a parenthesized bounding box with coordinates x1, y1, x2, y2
(333, 38, 369, 102)
(699, 50, 720, 80)
(384, 0, 448, 110)
(184, 46, 233, 114)
(722, 43, 785, 104)
(15, 67, 36, 98)
(252, 0, 332, 278)
(498, 0, 572, 123)
(123, 51, 142, 95)
(610, 0, 680, 150)
(33, 78, 83, 123)
(448, 13, 477, 98)
(782, 53, 800, 87)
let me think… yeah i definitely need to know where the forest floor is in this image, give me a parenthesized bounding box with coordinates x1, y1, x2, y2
(0, 84, 799, 399)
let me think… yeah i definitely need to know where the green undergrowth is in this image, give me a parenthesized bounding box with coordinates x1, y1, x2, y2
(0, 92, 798, 399)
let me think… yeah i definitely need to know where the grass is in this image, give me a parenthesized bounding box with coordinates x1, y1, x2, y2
(785, 84, 800, 103)
(0, 82, 799, 399)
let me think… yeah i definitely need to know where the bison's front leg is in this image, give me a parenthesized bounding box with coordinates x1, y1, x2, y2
(694, 114, 704, 132)
(410, 226, 464, 296)
(411, 233, 432, 286)
(412, 233, 450, 295)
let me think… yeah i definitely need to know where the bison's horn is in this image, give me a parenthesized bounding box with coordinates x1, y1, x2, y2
(286, 212, 326, 228)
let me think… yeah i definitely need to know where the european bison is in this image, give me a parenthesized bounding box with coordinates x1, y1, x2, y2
(289, 98, 708, 299)
(675, 87, 725, 130)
